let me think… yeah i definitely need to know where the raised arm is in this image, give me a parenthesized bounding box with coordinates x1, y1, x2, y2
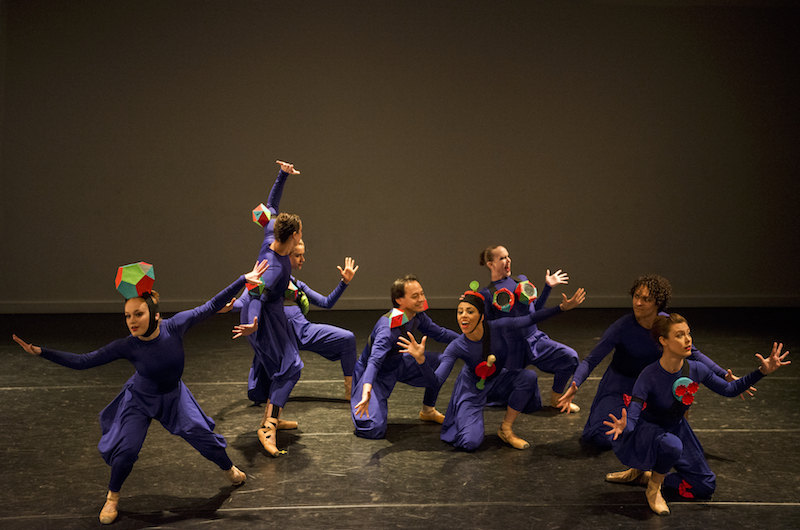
(257, 162, 298, 257)
(296, 278, 347, 310)
(545, 269, 569, 288)
(267, 160, 300, 212)
(337, 257, 359, 285)
(175, 260, 267, 334)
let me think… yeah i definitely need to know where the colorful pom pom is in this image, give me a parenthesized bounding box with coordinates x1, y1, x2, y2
(492, 288, 515, 312)
(515, 280, 538, 304)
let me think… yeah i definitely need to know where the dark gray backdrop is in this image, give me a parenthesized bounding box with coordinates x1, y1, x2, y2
(2, 1, 798, 313)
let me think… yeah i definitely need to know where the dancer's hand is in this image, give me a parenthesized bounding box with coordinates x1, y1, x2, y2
(757, 342, 791, 375)
(397, 332, 427, 364)
(603, 408, 627, 440)
(354, 384, 372, 418)
(545, 269, 569, 287)
(12, 334, 42, 356)
(245, 260, 269, 285)
(559, 288, 586, 311)
(337, 257, 359, 284)
(725, 369, 757, 399)
(232, 317, 258, 339)
(218, 297, 237, 314)
(276, 160, 300, 175)
(557, 381, 578, 413)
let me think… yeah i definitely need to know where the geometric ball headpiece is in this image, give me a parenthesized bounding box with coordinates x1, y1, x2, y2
(515, 280, 538, 305)
(115, 262, 155, 299)
(252, 203, 271, 227)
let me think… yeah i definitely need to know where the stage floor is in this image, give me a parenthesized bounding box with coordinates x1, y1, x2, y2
(1, 307, 798, 529)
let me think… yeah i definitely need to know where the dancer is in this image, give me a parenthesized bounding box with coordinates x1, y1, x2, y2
(11, 260, 266, 524)
(237, 210, 304, 456)
(399, 285, 585, 451)
(479, 245, 583, 412)
(557, 275, 747, 451)
(351, 274, 459, 439)
(603, 313, 789, 515)
(285, 240, 359, 399)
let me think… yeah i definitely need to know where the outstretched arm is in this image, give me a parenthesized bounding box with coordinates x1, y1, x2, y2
(545, 269, 569, 288)
(174, 260, 269, 335)
(724, 369, 757, 400)
(12, 334, 42, 355)
(558, 287, 586, 311)
(337, 257, 359, 285)
(757, 342, 791, 375)
(698, 343, 789, 399)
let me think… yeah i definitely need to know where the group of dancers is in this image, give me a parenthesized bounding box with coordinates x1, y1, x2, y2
(12, 161, 790, 522)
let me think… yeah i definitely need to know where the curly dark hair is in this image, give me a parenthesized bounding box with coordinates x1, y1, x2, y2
(629, 275, 672, 312)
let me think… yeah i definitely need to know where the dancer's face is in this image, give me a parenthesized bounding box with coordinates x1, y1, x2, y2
(632, 286, 657, 321)
(487, 246, 511, 279)
(660, 322, 692, 357)
(396, 281, 427, 315)
(456, 302, 482, 334)
(290, 242, 306, 270)
(124, 298, 157, 338)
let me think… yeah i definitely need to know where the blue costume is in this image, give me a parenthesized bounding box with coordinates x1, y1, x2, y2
(570, 313, 726, 450)
(286, 277, 356, 378)
(38, 277, 247, 492)
(613, 360, 763, 498)
(480, 277, 578, 393)
(241, 169, 303, 406)
(351, 312, 459, 439)
(423, 311, 559, 451)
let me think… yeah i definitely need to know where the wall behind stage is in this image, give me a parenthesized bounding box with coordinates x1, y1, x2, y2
(1, 1, 798, 313)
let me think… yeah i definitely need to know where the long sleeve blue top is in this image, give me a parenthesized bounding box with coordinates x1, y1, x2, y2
(39, 276, 246, 395)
